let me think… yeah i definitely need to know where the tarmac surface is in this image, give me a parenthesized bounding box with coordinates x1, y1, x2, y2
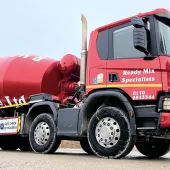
(0, 148, 170, 170)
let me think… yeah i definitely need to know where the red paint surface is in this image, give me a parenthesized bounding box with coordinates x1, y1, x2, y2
(160, 112, 170, 128)
(0, 54, 80, 106)
(85, 8, 170, 101)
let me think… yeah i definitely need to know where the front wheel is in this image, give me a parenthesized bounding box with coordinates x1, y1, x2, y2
(136, 139, 170, 158)
(87, 106, 136, 159)
(29, 113, 61, 154)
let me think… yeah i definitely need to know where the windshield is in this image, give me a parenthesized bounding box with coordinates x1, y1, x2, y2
(157, 17, 170, 56)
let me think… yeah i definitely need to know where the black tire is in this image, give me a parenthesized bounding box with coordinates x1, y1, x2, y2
(29, 113, 61, 154)
(136, 139, 170, 158)
(0, 135, 19, 150)
(19, 137, 32, 151)
(87, 106, 136, 159)
(80, 138, 94, 155)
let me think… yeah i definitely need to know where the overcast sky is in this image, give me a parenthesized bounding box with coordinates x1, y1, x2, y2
(0, 0, 169, 60)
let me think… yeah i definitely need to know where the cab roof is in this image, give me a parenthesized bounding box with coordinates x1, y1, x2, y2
(95, 8, 170, 32)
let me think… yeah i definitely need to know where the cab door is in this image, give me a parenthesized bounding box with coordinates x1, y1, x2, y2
(106, 21, 162, 101)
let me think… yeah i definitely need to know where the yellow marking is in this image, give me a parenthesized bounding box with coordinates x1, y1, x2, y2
(86, 84, 162, 89)
(0, 103, 29, 109)
(107, 84, 162, 88)
(86, 85, 107, 89)
(17, 116, 21, 132)
(0, 84, 163, 109)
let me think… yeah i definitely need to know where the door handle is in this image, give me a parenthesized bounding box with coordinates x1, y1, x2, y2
(109, 73, 119, 82)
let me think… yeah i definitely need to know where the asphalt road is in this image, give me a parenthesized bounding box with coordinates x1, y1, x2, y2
(0, 148, 170, 170)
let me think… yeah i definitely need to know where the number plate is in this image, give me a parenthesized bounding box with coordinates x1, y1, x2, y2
(0, 117, 20, 135)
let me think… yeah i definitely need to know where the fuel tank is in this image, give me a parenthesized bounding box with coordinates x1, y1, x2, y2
(0, 54, 80, 106)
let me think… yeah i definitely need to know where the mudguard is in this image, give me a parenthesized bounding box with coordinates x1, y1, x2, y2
(23, 101, 59, 134)
(78, 90, 136, 136)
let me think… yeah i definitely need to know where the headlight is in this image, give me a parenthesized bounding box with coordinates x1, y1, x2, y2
(163, 98, 170, 110)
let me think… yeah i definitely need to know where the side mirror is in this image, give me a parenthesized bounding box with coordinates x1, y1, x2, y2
(131, 17, 149, 55)
(133, 27, 148, 55)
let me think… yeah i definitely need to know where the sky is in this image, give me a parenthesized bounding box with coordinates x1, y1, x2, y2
(0, 0, 169, 60)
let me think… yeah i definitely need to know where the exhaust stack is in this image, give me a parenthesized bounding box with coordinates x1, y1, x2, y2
(80, 14, 87, 90)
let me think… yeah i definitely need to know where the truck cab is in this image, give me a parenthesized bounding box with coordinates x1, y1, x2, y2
(80, 8, 170, 158)
(85, 8, 170, 128)
(86, 8, 170, 96)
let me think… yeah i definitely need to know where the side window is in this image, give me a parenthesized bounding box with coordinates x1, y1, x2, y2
(96, 30, 108, 60)
(113, 25, 146, 59)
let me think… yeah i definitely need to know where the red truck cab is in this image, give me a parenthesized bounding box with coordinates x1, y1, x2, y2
(86, 8, 170, 96)
(73, 8, 170, 158)
(85, 8, 170, 127)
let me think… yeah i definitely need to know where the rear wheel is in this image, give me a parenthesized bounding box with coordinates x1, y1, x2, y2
(136, 139, 170, 158)
(29, 113, 61, 154)
(80, 138, 94, 155)
(87, 106, 136, 159)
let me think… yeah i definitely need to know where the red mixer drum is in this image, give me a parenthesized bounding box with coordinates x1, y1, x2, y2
(0, 54, 80, 106)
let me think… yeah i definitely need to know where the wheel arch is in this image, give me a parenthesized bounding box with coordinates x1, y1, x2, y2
(78, 89, 136, 136)
(23, 101, 59, 135)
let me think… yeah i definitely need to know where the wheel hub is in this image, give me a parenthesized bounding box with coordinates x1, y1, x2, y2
(100, 126, 114, 138)
(95, 117, 120, 148)
(34, 122, 50, 146)
(36, 129, 44, 139)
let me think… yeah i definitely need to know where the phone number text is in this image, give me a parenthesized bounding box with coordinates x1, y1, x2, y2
(132, 91, 155, 100)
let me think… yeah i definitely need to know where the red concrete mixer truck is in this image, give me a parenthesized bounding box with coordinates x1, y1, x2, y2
(1, 8, 170, 159)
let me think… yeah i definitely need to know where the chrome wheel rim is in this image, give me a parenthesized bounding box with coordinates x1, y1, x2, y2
(34, 122, 50, 145)
(95, 117, 120, 148)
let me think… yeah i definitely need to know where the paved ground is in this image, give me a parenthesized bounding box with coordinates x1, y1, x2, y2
(60, 140, 81, 148)
(0, 148, 170, 170)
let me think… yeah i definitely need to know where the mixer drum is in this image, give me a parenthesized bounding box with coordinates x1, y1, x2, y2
(0, 55, 63, 106)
